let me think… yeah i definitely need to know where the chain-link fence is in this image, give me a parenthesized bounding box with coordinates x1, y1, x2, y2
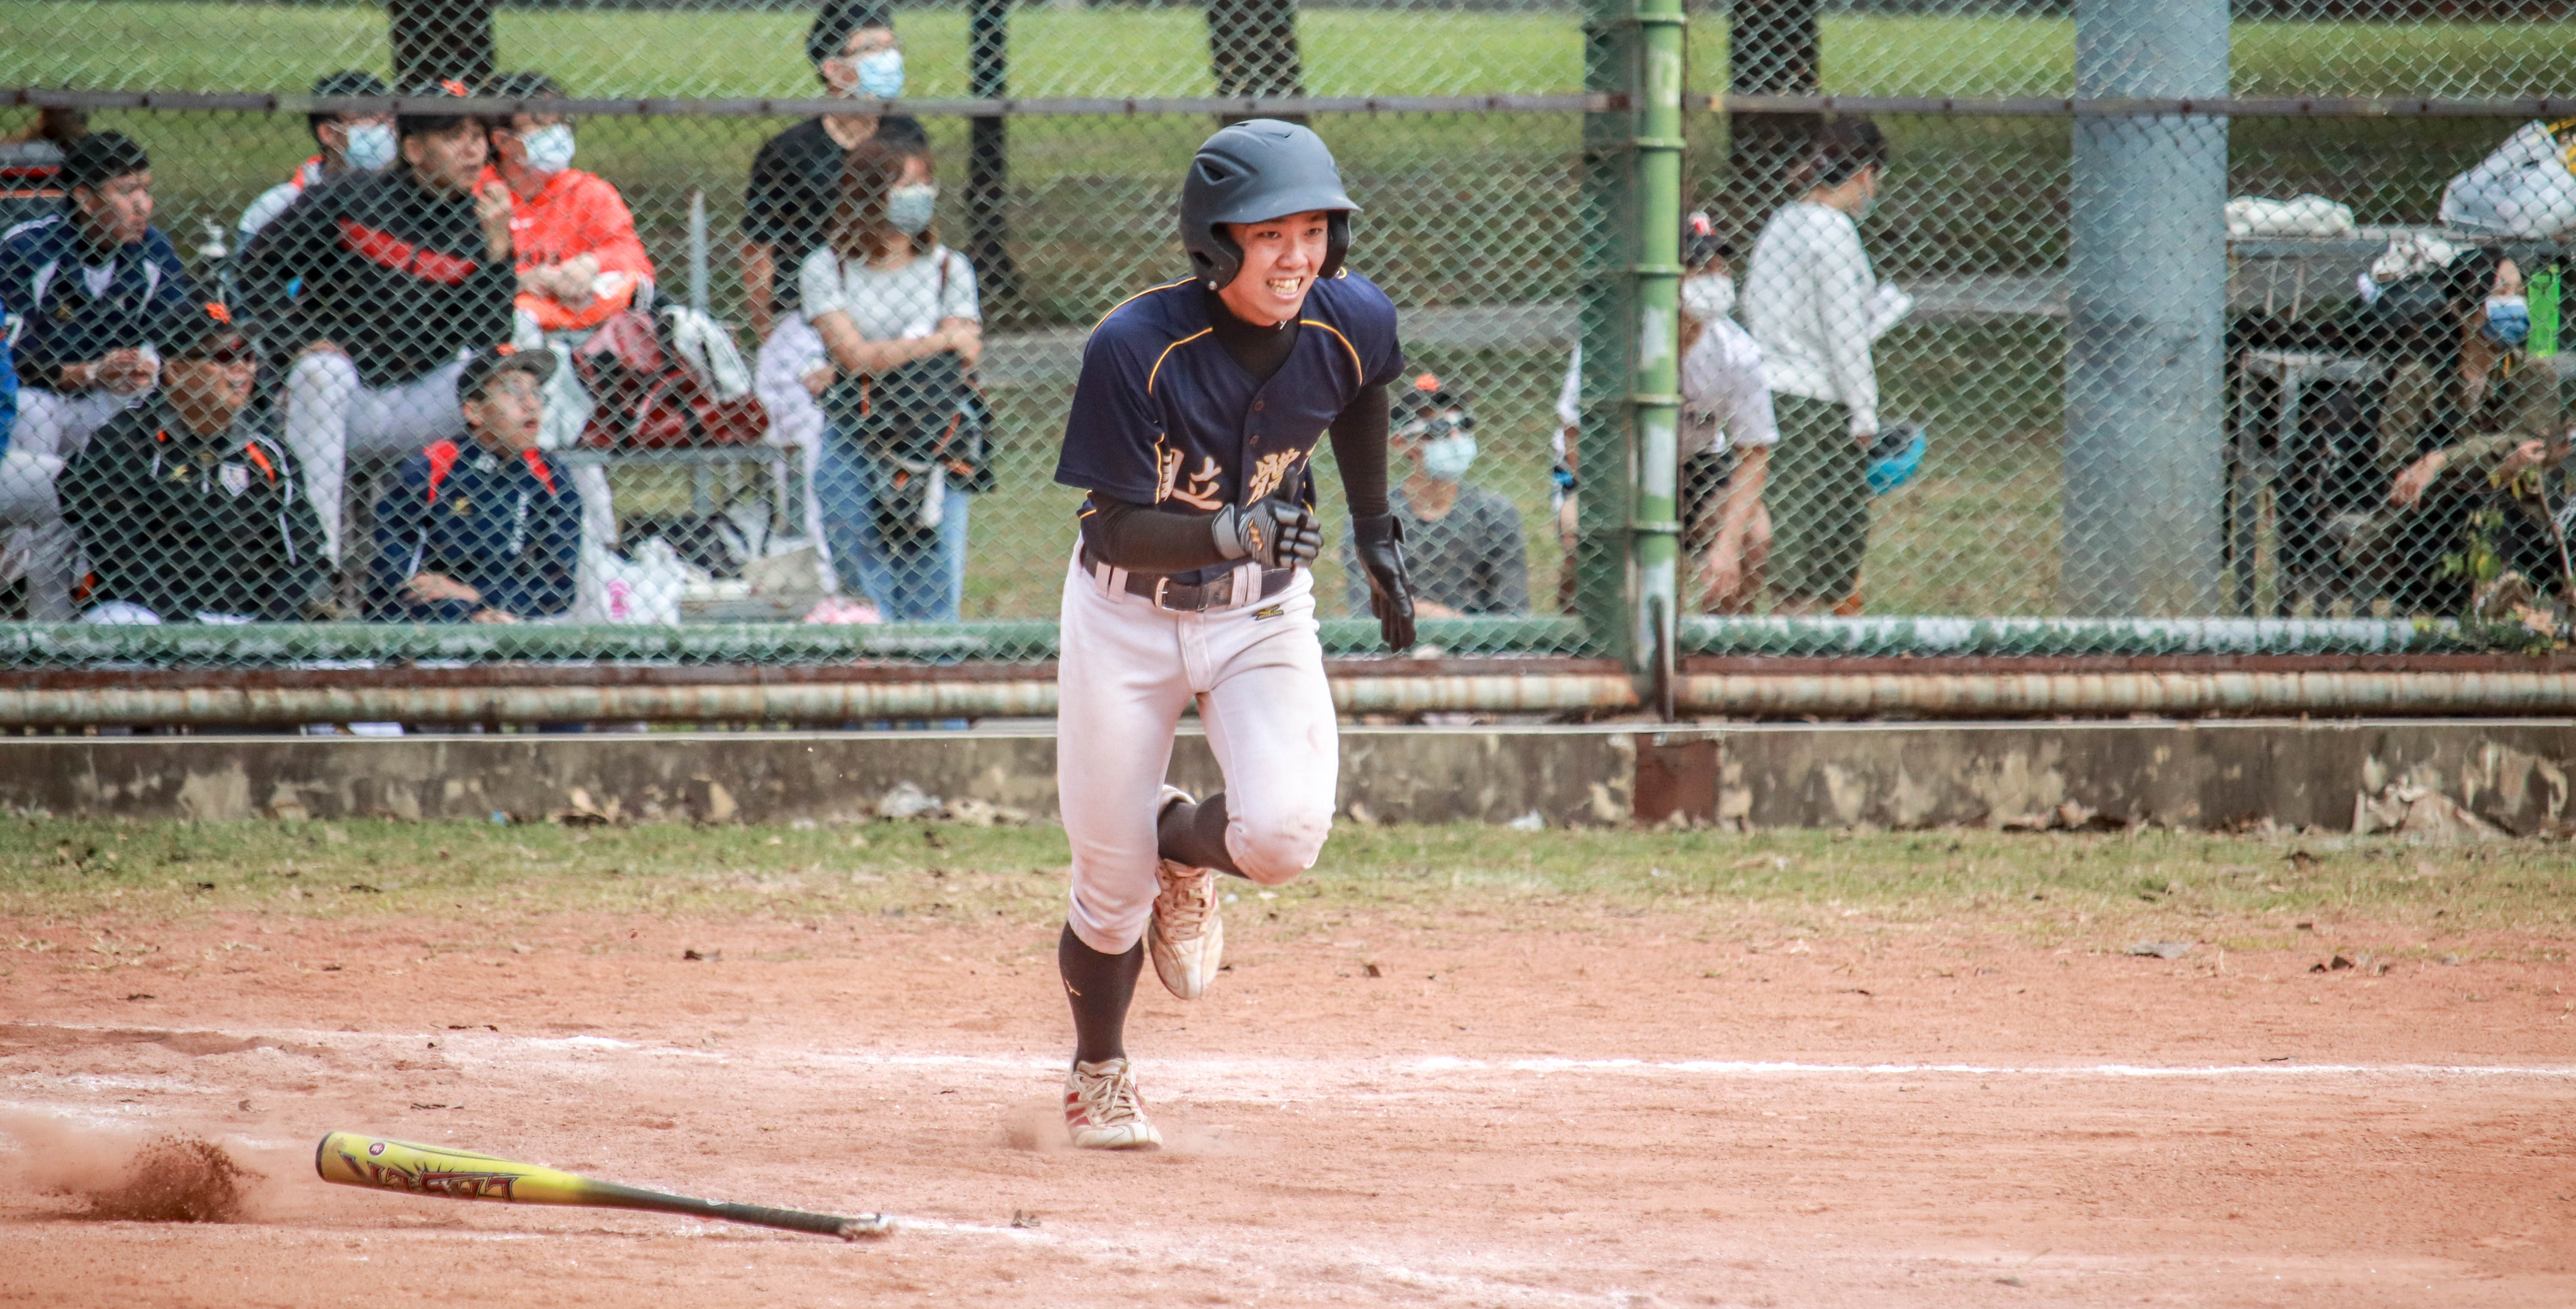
(2, 0, 2573, 695)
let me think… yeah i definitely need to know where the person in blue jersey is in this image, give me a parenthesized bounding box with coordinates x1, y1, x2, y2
(1047, 120, 1416, 1150)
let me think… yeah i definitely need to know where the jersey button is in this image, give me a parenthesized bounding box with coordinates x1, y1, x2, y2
(1252, 401, 1265, 411)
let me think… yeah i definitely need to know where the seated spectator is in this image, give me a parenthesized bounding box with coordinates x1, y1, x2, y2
(0, 129, 193, 617)
(483, 69, 649, 551)
(235, 71, 395, 249)
(366, 347, 577, 623)
(1343, 376, 1528, 618)
(747, 0, 927, 579)
(2349, 250, 2570, 617)
(485, 72, 650, 337)
(60, 299, 325, 623)
(239, 81, 516, 566)
(1675, 214, 1778, 613)
(0, 130, 189, 460)
(806, 137, 982, 620)
(2354, 424, 2573, 624)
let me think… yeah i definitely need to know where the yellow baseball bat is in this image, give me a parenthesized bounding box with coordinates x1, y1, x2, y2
(315, 1131, 891, 1240)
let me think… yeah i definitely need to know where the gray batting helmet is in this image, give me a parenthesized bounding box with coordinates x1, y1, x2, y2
(1178, 119, 1359, 290)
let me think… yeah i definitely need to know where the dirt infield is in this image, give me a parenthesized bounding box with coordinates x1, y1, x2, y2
(2, 821, 2572, 1306)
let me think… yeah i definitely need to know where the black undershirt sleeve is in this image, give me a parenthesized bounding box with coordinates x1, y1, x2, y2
(1327, 382, 1392, 520)
(1080, 495, 1231, 573)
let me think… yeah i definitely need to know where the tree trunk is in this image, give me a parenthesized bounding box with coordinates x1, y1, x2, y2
(1724, 0, 1818, 243)
(1206, 0, 1306, 124)
(389, 0, 496, 90)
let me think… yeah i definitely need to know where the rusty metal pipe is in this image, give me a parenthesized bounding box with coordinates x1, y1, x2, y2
(1674, 671, 2576, 718)
(3, 670, 2575, 727)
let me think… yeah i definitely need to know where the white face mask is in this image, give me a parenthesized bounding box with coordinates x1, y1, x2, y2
(1419, 433, 1478, 483)
(342, 121, 398, 171)
(517, 123, 576, 176)
(854, 48, 905, 99)
(1680, 273, 1735, 322)
(886, 183, 938, 236)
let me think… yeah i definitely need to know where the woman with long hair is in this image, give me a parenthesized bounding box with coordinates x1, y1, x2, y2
(801, 136, 983, 619)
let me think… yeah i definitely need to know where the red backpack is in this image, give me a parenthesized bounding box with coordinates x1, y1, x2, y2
(572, 310, 767, 449)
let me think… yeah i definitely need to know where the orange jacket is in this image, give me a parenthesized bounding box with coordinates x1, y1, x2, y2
(483, 166, 655, 332)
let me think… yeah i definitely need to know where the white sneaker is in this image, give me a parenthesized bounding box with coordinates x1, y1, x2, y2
(1064, 1057, 1163, 1150)
(1149, 857, 1224, 1000)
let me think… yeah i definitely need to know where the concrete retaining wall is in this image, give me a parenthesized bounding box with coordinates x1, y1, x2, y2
(0, 719, 2567, 832)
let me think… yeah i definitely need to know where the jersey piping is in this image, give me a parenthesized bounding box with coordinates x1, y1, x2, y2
(1091, 276, 1196, 333)
(1145, 328, 1214, 398)
(1297, 318, 1364, 378)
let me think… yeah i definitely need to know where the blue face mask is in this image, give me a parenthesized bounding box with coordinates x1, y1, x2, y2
(886, 183, 936, 236)
(855, 48, 905, 99)
(2486, 295, 2531, 346)
(1419, 434, 1478, 483)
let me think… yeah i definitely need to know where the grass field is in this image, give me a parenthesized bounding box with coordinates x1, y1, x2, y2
(4, 814, 2570, 961)
(9, 3, 2576, 102)
(3, 815, 2570, 1304)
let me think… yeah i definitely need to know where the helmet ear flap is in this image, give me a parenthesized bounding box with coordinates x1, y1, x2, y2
(1192, 223, 1245, 290)
(1320, 211, 1351, 279)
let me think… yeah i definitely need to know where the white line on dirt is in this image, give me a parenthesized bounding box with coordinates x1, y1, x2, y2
(12, 1022, 2574, 1084)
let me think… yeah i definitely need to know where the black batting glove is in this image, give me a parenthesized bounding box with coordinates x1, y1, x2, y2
(1350, 512, 1416, 651)
(1212, 499, 1323, 570)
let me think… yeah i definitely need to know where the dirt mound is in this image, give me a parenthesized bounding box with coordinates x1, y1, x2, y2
(83, 1133, 261, 1223)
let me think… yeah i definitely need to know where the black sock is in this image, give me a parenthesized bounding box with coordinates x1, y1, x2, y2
(1058, 922, 1143, 1065)
(1157, 791, 1246, 877)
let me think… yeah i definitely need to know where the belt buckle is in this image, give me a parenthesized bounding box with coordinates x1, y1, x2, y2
(1151, 575, 1174, 610)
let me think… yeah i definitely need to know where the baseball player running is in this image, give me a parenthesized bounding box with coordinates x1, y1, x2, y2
(1051, 121, 1414, 1148)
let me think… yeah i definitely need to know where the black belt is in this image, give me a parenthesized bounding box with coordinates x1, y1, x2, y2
(1080, 546, 1295, 612)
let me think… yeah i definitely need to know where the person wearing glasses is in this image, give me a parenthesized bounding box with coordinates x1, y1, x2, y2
(59, 299, 327, 624)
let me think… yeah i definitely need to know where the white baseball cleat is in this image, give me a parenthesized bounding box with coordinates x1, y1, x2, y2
(1148, 785, 1225, 1000)
(1064, 1057, 1163, 1150)
(1149, 857, 1224, 1000)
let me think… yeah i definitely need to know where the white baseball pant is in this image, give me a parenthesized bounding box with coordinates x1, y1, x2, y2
(282, 351, 471, 562)
(1056, 548, 1340, 956)
(1, 386, 148, 618)
(754, 314, 836, 589)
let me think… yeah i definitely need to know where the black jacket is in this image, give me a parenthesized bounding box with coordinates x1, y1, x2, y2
(59, 397, 328, 621)
(238, 163, 516, 388)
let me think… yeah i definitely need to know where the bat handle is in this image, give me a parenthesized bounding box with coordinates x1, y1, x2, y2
(709, 1200, 892, 1241)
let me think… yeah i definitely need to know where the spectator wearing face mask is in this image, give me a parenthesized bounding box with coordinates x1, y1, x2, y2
(803, 138, 981, 616)
(482, 70, 650, 552)
(1742, 116, 1897, 615)
(236, 71, 397, 250)
(1675, 213, 1779, 613)
(2350, 250, 2570, 616)
(60, 298, 326, 624)
(748, 0, 928, 561)
(1342, 376, 1528, 618)
(483, 72, 650, 337)
(237, 80, 517, 568)
(366, 346, 578, 624)
(0, 129, 194, 617)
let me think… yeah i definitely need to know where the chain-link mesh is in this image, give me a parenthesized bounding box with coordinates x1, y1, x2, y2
(1, 0, 2571, 684)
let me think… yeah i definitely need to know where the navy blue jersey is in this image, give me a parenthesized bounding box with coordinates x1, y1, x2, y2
(365, 439, 580, 622)
(0, 213, 193, 385)
(1054, 271, 1402, 533)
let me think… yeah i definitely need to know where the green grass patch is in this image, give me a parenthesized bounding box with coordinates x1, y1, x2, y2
(3, 819, 2567, 958)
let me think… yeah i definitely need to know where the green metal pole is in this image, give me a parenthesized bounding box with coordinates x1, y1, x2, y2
(1576, 0, 1636, 663)
(1630, 0, 1687, 697)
